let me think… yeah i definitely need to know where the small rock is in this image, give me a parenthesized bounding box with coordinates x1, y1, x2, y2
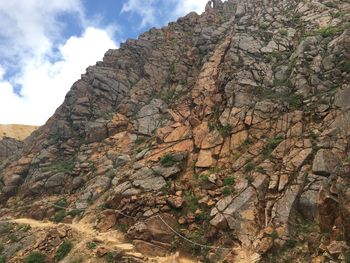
(167, 196, 184, 209)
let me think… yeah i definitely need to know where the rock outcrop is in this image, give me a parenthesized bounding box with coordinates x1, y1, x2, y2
(0, 0, 350, 262)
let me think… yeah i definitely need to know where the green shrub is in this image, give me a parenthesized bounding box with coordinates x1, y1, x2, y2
(24, 252, 46, 263)
(281, 239, 297, 251)
(246, 175, 254, 184)
(338, 60, 350, 73)
(242, 138, 253, 146)
(262, 135, 284, 158)
(324, 2, 337, 8)
(0, 255, 5, 263)
(163, 88, 177, 104)
(17, 224, 31, 232)
(53, 210, 66, 223)
(318, 26, 342, 38)
(278, 28, 288, 36)
(256, 166, 267, 174)
(160, 154, 177, 167)
(135, 136, 146, 145)
(222, 187, 231, 196)
(0, 223, 12, 234)
(9, 234, 20, 242)
(41, 158, 75, 174)
(184, 191, 199, 213)
(54, 198, 68, 209)
(271, 230, 279, 240)
(54, 241, 73, 262)
(261, 89, 304, 109)
(218, 124, 233, 138)
(333, 11, 346, 18)
(223, 176, 235, 186)
(195, 209, 211, 222)
(87, 242, 97, 250)
(0, 243, 4, 253)
(199, 173, 209, 182)
(244, 162, 255, 173)
(67, 209, 83, 217)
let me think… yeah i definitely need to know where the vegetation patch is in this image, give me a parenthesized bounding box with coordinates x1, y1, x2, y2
(256, 166, 267, 174)
(52, 210, 66, 223)
(262, 135, 284, 158)
(244, 162, 256, 173)
(222, 186, 231, 196)
(135, 136, 146, 145)
(218, 124, 233, 138)
(17, 224, 31, 232)
(0, 255, 5, 263)
(0, 223, 12, 234)
(184, 191, 199, 213)
(278, 28, 288, 36)
(24, 252, 46, 263)
(324, 2, 337, 8)
(260, 89, 304, 109)
(208, 107, 233, 138)
(87, 242, 97, 250)
(319, 26, 343, 38)
(54, 241, 73, 262)
(67, 209, 83, 217)
(337, 60, 350, 73)
(41, 158, 75, 174)
(223, 176, 235, 186)
(160, 154, 177, 167)
(55, 198, 68, 209)
(195, 209, 211, 222)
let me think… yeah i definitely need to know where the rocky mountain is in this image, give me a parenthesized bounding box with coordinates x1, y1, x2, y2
(0, 0, 350, 262)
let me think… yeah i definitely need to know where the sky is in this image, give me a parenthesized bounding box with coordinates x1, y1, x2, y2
(0, 0, 209, 125)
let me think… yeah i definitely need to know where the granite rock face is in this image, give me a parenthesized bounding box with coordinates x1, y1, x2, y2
(1, 0, 350, 262)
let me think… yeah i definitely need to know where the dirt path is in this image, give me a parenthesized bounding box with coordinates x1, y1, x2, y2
(2, 217, 199, 263)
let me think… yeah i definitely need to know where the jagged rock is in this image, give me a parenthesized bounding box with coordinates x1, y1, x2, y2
(312, 149, 340, 177)
(326, 241, 348, 255)
(0, 137, 23, 163)
(152, 165, 181, 179)
(45, 173, 68, 189)
(166, 196, 184, 209)
(196, 150, 214, 167)
(97, 210, 117, 232)
(85, 120, 108, 142)
(135, 99, 168, 135)
(131, 167, 166, 191)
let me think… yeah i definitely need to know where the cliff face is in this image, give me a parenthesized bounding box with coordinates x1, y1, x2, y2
(1, 0, 350, 262)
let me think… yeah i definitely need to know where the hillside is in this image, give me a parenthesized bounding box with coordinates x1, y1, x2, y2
(0, 124, 37, 140)
(0, 0, 350, 262)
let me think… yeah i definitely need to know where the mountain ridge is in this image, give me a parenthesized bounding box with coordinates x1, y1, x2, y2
(0, 0, 350, 262)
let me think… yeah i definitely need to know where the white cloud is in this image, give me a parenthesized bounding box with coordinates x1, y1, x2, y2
(0, 0, 118, 125)
(0, 0, 84, 68)
(121, 0, 157, 28)
(174, 0, 209, 17)
(121, 0, 209, 28)
(0, 28, 117, 125)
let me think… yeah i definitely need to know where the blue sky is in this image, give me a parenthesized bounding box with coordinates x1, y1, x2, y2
(0, 0, 208, 125)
